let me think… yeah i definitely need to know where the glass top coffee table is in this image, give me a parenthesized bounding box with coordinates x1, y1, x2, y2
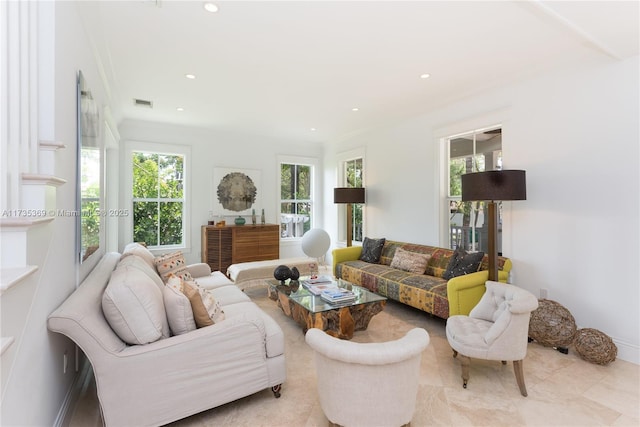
(266, 277, 386, 339)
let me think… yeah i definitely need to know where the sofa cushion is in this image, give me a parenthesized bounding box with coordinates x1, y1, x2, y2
(442, 248, 485, 280)
(339, 261, 449, 318)
(102, 265, 170, 345)
(195, 270, 235, 290)
(121, 242, 156, 270)
(164, 275, 197, 335)
(207, 285, 251, 306)
(182, 281, 225, 327)
(359, 237, 386, 263)
(222, 301, 285, 358)
(390, 247, 431, 274)
(117, 254, 165, 291)
(154, 251, 194, 283)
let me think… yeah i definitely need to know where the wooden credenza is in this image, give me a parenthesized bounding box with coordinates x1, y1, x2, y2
(201, 224, 279, 274)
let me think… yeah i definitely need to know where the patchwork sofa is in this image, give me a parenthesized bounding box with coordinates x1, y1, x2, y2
(48, 244, 286, 427)
(333, 240, 511, 319)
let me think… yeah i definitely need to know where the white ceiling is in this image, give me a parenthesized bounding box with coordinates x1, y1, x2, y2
(78, 1, 639, 144)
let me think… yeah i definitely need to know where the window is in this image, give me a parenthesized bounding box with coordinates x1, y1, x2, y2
(80, 146, 101, 261)
(77, 70, 103, 264)
(447, 126, 502, 253)
(280, 162, 313, 238)
(131, 150, 185, 248)
(343, 158, 364, 243)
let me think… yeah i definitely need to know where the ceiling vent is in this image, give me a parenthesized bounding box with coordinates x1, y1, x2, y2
(133, 98, 153, 108)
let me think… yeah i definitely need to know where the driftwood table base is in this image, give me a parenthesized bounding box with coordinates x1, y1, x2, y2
(268, 285, 385, 339)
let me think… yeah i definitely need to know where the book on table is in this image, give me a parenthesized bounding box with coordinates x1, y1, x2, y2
(302, 276, 337, 295)
(320, 288, 356, 304)
(304, 283, 336, 296)
(303, 275, 333, 285)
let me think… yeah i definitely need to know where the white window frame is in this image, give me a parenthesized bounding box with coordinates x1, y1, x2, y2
(336, 148, 366, 246)
(278, 154, 319, 241)
(123, 141, 191, 252)
(436, 109, 512, 256)
(445, 126, 502, 251)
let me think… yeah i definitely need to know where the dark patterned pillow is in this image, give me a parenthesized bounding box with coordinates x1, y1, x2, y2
(359, 237, 386, 263)
(442, 247, 485, 280)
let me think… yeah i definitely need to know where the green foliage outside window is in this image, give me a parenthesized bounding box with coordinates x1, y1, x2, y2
(345, 158, 363, 242)
(132, 152, 184, 247)
(81, 147, 100, 260)
(280, 163, 312, 237)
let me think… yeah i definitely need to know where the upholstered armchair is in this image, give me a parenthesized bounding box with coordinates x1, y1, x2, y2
(445, 281, 538, 396)
(305, 327, 430, 427)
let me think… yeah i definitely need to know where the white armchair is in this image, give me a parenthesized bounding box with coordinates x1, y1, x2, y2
(305, 328, 430, 427)
(445, 281, 538, 396)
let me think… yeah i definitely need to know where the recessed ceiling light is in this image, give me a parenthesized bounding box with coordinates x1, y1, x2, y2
(185, 74, 196, 79)
(203, 2, 218, 13)
(420, 73, 431, 79)
(176, 107, 184, 111)
(310, 128, 317, 131)
(352, 107, 359, 112)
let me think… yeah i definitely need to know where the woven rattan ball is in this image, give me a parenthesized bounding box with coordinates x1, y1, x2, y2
(574, 328, 617, 365)
(528, 299, 577, 347)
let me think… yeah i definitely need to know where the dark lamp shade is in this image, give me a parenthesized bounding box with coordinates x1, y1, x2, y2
(334, 187, 365, 204)
(461, 170, 526, 202)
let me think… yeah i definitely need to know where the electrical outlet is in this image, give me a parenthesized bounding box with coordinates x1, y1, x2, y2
(540, 288, 548, 299)
(63, 351, 68, 374)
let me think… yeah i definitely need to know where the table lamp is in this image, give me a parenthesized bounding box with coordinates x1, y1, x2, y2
(334, 187, 365, 247)
(461, 170, 526, 281)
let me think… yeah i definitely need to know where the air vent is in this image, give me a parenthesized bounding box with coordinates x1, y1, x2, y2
(133, 98, 153, 108)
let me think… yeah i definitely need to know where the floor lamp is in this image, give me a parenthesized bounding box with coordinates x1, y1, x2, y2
(334, 187, 365, 247)
(461, 170, 526, 282)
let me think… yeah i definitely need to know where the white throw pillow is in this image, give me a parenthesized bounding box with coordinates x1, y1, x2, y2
(121, 242, 156, 270)
(164, 276, 197, 335)
(117, 254, 164, 291)
(102, 265, 170, 345)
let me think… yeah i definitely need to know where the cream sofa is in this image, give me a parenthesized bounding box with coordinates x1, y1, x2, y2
(48, 247, 286, 427)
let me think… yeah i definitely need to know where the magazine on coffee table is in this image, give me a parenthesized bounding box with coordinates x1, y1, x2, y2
(303, 275, 333, 285)
(320, 288, 356, 304)
(301, 275, 336, 295)
(302, 282, 337, 296)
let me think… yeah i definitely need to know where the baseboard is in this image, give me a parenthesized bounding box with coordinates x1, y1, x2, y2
(52, 357, 92, 427)
(613, 338, 639, 365)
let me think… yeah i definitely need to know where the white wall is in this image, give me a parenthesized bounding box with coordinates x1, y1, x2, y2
(117, 120, 325, 264)
(325, 55, 640, 363)
(1, 2, 112, 425)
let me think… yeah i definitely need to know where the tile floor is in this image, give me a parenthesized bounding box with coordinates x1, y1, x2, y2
(68, 283, 640, 427)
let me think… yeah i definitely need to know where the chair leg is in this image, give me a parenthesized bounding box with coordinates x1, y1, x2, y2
(459, 355, 470, 389)
(513, 360, 528, 397)
(271, 384, 282, 398)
